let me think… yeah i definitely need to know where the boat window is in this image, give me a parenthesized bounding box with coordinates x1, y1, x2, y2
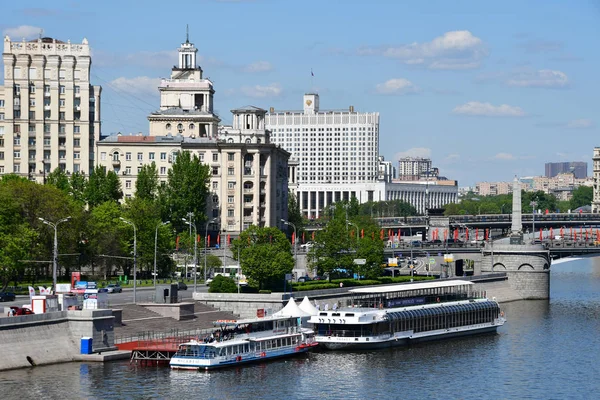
(332, 313, 341, 316)
(344, 313, 355, 317)
(319, 312, 328, 316)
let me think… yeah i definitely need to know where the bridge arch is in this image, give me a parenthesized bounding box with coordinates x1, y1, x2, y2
(518, 263, 534, 271)
(492, 263, 506, 271)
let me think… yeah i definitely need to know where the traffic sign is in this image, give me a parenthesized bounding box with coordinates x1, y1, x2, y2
(429, 258, 436, 265)
(354, 258, 367, 265)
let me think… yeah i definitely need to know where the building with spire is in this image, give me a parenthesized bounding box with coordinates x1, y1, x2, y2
(0, 35, 101, 180)
(96, 34, 289, 235)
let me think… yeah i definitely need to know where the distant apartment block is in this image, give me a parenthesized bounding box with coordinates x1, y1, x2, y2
(476, 173, 592, 201)
(545, 161, 587, 179)
(397, 157, 432, 181)
(593, 148, 600, 213)
(475, 181, 512, 196)
(0, 35, 101, 180)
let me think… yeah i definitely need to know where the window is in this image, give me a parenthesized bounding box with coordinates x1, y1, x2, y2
(228, 182, 236, 189)
(189, 123, 195, 130)
(0, 126, 4, 135)
(73, 152, 80, 159)
(165, 123, 171, 130)
(212, 181, 218, 190)
(228, 153, 235, 161)
(100, 152, 106, 160)
(14, 137, 20, 145)
(160, 152, 167, 160)
(59, 85, 65, 94)
(43, 138, 51, 146)
(228, 167, 234, 176)
(74, 139, 80, 147)
(14, 84, 21, 95)
(13, 164, 20, 173)
(125, 166, 131, 175)
(137, 152, 143, 161)
(44, 124, 50, 133)
(29, 111, 35, 119)
(160, 166, 166, 174)
(73, 164, 80, 173)
(14, 110, 21, 119)
(0, 151, 3, 160)
(14, 151, 20, 159)
(125, 152, 132, 161)
(125, 180, 132, 189)
(29, 99, 36, 107)
(74, 86, 80, 95)
(198, 153, 204, 162)
(59, 99, 66, 107)
(177, 123, 183, 131)
(228, 196, 234, 204)
(0, 100, 4, 107)
(59, 125, 66, 133)
(212, 153, 218, 162)
(74, 126, 80, 133)
(59, 112, 65, 120)
(212, 167, 219, 175)
(28, 125, 35, 133)
(59, 69, 66, 79)
(0, 113, 4, 120)
(149, 152, 155, 160)
(29, 84, 35, 94)
(228, 209, 234, 217)
(44, 85, 50, 94)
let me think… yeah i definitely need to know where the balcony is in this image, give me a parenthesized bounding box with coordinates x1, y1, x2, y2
(244, 202, 253, 209)
(112, 159, 121, 167)
(243, 216, 253, 223)
(44, 91, 51, 97)
(74, 92, 81, 98)
(44, 105, 51, 111)
(243, 188, 253, 193)
(260, 202, 266, 208)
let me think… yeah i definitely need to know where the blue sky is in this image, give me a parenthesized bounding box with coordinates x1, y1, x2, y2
(2, 0, 598, 186)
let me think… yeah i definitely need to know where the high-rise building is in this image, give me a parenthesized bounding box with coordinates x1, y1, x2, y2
(592, 148, 600, 213)
(397, 157, 432, 181)
(545, 161, 587, 179)
(0, 35, 101, 180)
(96, 37, 289, 235)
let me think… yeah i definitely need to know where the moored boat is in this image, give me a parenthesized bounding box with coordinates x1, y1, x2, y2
(308, 280, 506, 350)
(170, 298, 318, 370)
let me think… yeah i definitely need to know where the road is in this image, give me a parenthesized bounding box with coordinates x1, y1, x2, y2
(0, 285, 209, 313)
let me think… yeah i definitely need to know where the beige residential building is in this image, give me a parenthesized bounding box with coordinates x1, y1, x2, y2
(593, 147, 600, 213)
(0, 35, 101, 180)
(475, 181, 512, 196)
(96, 38, 289, 236)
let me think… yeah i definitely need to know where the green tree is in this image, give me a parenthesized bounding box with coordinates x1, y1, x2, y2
(354, 219, 385, 279)
(287, 190, 304, 234)
(570, 186, 593, 210)
(87, 201, 126, 279)
(162, 151, 211, 229)
(208, 275, 237, 293)
(69, 171, 87, 205)
(135, 162, 159, 201)
(46, 168, 70, 192)
(522, 191, 557, 214)
(85, 166, 123, 208)
(230, 225, 293, 290)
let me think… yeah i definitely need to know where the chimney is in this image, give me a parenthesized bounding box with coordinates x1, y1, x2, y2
(269, 107, 274, 113)
(349, 105, 354, 112)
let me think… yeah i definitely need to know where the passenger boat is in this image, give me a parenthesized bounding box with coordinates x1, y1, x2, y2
(170, 298, 318, 370)
(308, 280, 506, 350)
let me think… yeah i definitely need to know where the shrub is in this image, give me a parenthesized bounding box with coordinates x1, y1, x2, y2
(208, 275, 238, 293)
(258, 289, 272, 294)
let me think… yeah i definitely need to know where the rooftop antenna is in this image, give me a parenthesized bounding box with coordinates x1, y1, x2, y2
(186, 24, 189, 43)
(39, 28, 44, 39)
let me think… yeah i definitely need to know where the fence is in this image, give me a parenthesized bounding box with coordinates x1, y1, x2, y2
(115, 327, 215, 346)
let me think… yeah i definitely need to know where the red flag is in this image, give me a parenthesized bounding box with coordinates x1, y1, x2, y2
(227, 234, 231, 245)
(549, 227, 553, 240)
(312, 231, 315, 241)
(444, 230, 448, 241)
(388, 229, 392, 239)
(580, 227, 583, 236)
(485, 229, 489, 241)
(585, 230, 589, 241)
(545, 209, 549, 215)
(176, 235, 180, 250)
(574, 231, 578, 241)
(292, 232, 295, 245)
(217, 234, 220, 245)
(361, 229, 364, 239)
(454, 229, 459, 240)
(539, 228, 543, 241)
(475, 228, 479, 241)
(560, 227, 564, 237)
(597, 229, 600, 241)
(465, 228, 469, 241)
(197, 234, 201, 243)
(208, 235, 211, 247)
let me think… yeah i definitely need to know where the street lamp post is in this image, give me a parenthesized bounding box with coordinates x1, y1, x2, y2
(204, 218, 217, 284)
(182, 218, 198, 292)
(120, 217, 137, 303)
(347, 221, 359, 240)
(281, 219, 297, 271)
(38, 216, 71, 292)
(409, 226, 414, 282)
(154, 220, 170, 288)
(530, 201, 538, 243)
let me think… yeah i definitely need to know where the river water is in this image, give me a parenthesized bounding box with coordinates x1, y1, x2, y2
(2, 258, 600, 399)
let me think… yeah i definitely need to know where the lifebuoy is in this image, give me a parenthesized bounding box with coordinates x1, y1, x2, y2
(260, 352, 266, 357)
(236, 355, 242, 362)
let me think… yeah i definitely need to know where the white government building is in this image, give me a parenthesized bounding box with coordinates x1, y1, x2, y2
(96, 36, 289, 235)
(265, 93, 457, 218)
(0, 35, 102, 180)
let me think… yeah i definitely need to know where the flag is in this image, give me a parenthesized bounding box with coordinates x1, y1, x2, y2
(485, 229, 489, 241)
(311, 68, 314, 77)
(388, 229, 392, 239)
(361, 229, 364, 239)
(197, 234, 201, 243)
(454, 229, 459, 240)
(28, 286, 36, 300)
(549, 227, 553, 240)
(539, 228, 543, 241)
(465, 228, 469, 241)
(312, 231, 315, 241)
(560, 227, 564, 237)
(208, 235, 211, 247)
(292, 232, 295, 245)
(475, 228, 479, 241)
(217, 234, 220, 245)
(444, 230, 448, 241)
(227, 234, 231, 245)
(176, 235, 180, 250)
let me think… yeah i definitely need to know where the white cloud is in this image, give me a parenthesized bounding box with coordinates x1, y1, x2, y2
(394, 147, 432, 160)
(240, 83, 282, 98)
(493, 153, 516, 160)
(243, 61, 273, 73)
(3, 25, 43, 40)
(507, 69, 569, 88)
(567, 119, 594, 129)
(452, 101, 526, 117)
(443, 153, 461, 163)
(360, 30, 487, 70)
(375, 78, 419, 95)
(109, 76, 160, 95)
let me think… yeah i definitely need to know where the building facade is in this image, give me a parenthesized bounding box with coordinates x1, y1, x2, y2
(592, 148, 600, 213)
(96, 38, 289, 235)
(397, 157, 432, 181)
(545, 161, 587, 179)
(475, 181, 513, 196)
(0, 36, 101, 180)
(266, 93, 379, 185)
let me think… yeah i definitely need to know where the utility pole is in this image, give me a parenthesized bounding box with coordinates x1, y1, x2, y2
(38, 216, 71, 292)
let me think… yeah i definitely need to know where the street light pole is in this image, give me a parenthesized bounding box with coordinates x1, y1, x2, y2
(154, 221, 170, 288)
(183, 218, 198, 292)
(530, 201, 538, 243)
(281, 219, 297, 275)
(120, 217, 137, 303)
(38, 216, 71, 292)
(204, 218, 217, 284)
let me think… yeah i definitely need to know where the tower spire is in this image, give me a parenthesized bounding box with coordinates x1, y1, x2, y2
(186, 24, 189, 44)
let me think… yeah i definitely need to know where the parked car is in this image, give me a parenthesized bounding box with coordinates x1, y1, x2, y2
(0, 291, 16, 302)
(8, 306, 34, 316)
(297, 276, 312, 283)
(177, 282, 188, 290)
(312, 276, 325, 281)
(106, 284, 122, 293)
(300, 241, 314, 251)
(410, 240, 422, 247)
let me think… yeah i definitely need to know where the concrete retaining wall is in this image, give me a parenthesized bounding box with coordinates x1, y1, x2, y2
(0, 309, 116, 371)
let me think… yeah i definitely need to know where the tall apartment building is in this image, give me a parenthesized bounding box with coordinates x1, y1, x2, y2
(0, 36, 101, 180)
(397, 157, 432, 181)
(96, 37, 289, 235)
(545, 161, 587, 179)
(591, 148, 600, 213)
(475, 181, 513, 196)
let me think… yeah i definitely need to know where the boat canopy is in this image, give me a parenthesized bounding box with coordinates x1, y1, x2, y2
(349, 280, 473, 294)
(384, 301, 498, 322)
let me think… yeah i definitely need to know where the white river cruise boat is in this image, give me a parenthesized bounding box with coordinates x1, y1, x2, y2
(308, 280, 506, 350)
(170, 298, 318, 370)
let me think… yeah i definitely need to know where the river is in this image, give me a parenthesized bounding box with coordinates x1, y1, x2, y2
(2, 257, 600, 399)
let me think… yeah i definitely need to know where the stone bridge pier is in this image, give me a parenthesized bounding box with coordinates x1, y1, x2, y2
(479, 243, 551, 299)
